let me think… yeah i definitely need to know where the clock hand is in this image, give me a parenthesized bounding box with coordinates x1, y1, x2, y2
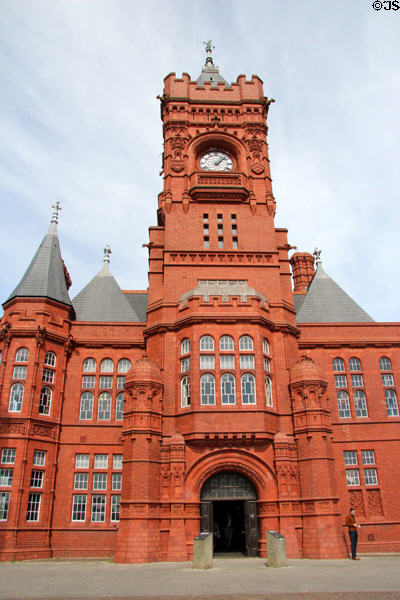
(214, 156, 225, 165)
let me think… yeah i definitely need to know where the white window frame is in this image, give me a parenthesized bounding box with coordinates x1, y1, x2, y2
(364, 468, 378, 486)
(1, 449, 16, 464)
(74, 472, 88, 490)
(113, 455, 123, 470)
(98, 392, 111, 420)
(82, 376, 95, 389)
(262, 338, 270, 355)
(94, 455, 108, 469)
(116, 393, 124, 420)
(93, 473, 107, 491)
(13, 366, 27, 380)
(15, 347, 29, 362)
(99, 376, 113, 389)
(0, 469, 13, 487)
(80, 392, 94, 420)
(337, 391, 351, 418)
(219, 336, 234, 351)
(200, 373, 215, 405)
(9, 383, 24, 412)
(221, 373, 236, 405)
(111, 495, 120, 522)
(0, 492, 10, 521)
(334, 375, 347, 388)
(71, 494, 87, 522)
(379, 357, 391, 371)
(344, 451, 357, 466)
(220, 355, 235, 370)
(200, 336, 214, 351)
(240, 355, 254, 369)
(44, 352, 56, 367)
(181, 338, 190, 355)
(180, 357, 190, 373)
(75, 454, 90, 469)
(91, 495, 106, 522)
(385, 390, 399, 417)
(39, 387, 52, 416)
(351, 374, 363, 388)
(30, 470, 44, 488)
(346, 469, 360, 487)
(241, 373, 256, 405)
(349, 357, 361, 372)
(239, 336, 254, 351)
(200, 355, 215, 370)
(26, 492, 41, 521)
(381, 374, 394, 386)
(33, 450, 46, 467)
(112, 473, 122, 491)
(83, 358, 96, 372)
(333, 358, 345, 372)
(42, 369, 54, 384)
(354, 390, 368, 418)
(181, 377, 190, 407)
(361, 450, 375, 465)
(100, 358, 114, 373)
(118, 358, 131, 373)
(265, 376, 273, 407)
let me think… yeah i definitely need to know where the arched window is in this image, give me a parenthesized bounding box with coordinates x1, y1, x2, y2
(15, 347, 29, 363)
(181, 376, 191, 407)
(221, 373, 235, 405)
(200, 335, 214, 351)
(239, 336, 253, 351)
(83, 358, 96, 372)
(354, 390, 368, 418)
(265, 376, 273, 407)
(118, 359, 131, 373)
(116, 393, 124, 420)
(181, 338, 190, 355)
(385, 390, 399, 417)
(262, 338, 270, 354)
(241, 373, 256, 404)
(100, 358, 114, 373)
(349, 357, 361, 372)
(44, 352, 56, 367)
(333, 358, 345, 372)
(80, 392, 94, 420)
(337, 390, 350, 418)
(379, 357, 392, 371)
(219, 336, 234, 351)
(200, 374, 215, 405)
(98, 392, 111, 420)
(9, 383, 24, 412)
(39, 387, 52, 415)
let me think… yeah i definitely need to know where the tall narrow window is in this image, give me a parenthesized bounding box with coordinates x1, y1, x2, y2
(220, 336, 234, 351)
(333, 358, 345, 372)
(354, 390, 368, 417)
(221, 373, 235, 405)
(80, 392, 94, 420)
(379, 357, 391, 371)
(200, 374, 215, 405)
(116, 393, 124, 420)
(239, 336, 253, 351)
(44, 352, 56, 367)
(83, 358, 96, 372)
(265, 376, 273, 407)
(337, 391, 351, 418)
(111, 495, 121, 522)
(98, 393, 111, 420)
(241, 373, 256, 404)
(181, 377, 190, 407)
(118, 359, 131, 373)
(385, 390, 399, 416)
(200, 335, 214, 351)
(344, 451, 357, 465)
(100, 358, 113, 373)
(15, 348, 29, 362)
(72, 495, 87, 521)
(38, 387, 52, 415)
(9, 383, 24, 412)
(0, 492, 10, 521)
(349, 357, 361, 371)
(262, 338, 270, 354)
(181, 338, 190, 355)
(26, 493, 41, 521)
(346, 470, 360, 487)
(91, 495, 106, 522)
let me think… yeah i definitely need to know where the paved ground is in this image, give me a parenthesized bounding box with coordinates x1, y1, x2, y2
(0, 556, 400, 600)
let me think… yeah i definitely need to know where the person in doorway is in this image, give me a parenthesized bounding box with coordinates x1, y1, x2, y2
(213, 521, 220, 550)
(346, 508, 361, 560)
(224, 512, 233, 549)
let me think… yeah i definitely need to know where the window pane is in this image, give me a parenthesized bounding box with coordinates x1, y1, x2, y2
(1, 449, 16, 464)
(334, 375, 347, 388)
(333, 358, 345, 372)
(181, 339, 190, 355)
(94, 455, 108, 469)
(13, 366, 27, 379)
(181, 377, 191, 407)
(354, 390, 368, 417)
(15, 348, 29, 362)
(30, 470, 44, 488)
(113, 455, 123, 469)
(180, 357, 190, 373)
(379, 357, 391, 371)
(0, 469, 13, 486)
(42, 369, 54, 384)
(9, 383, 24, 412)
(200, 336, 214, 351)
(112, 473, 122, 490)
(116, 393, 124, 420)
(83, 358, 96, 372)
(82, 376, 95, 389)
(118, 359, 131, 373)
(349, 357, 361, 371)
(75, 454, 90, 469)
(100, 359, 113, 373)
(264, 358, 271, 372)
(93, 473, 107, 490)
(74, 472, 88, 490)
(219, 336, 234, 351)
(364, 468, 378, 486)
(265, 377, 273, 407)
(91, 495, 106, 522)
(337, 391, 351, 418)
(117, 376, 125, 389)
(39, 387, 52, 415)
(221, 374, 235, 405)
(344, 451, 357, 466)
(200, 355, 215, 369)
(241, 373, 256, 404)
(80, 392, 94, 420)
(240, 355, 254, 369)
(200, 374, 215, 405)
(111, 495, 120, 522)
(44, 352, 56, 367)
(98, 393, 111, 420)
(262, 338, 270, 354)
(239, 336, 253, 351)
(26, 493, 41, 521)
(351, 375, 363, 388)
(220, 355, 235, 370)
(0, 492, 10, 521)
(346, 470, 360, 487)
(381, 374, 394, 386)
(99, 376, 113, 389)
(72, 495, 87, 521)
(33, 451, 46, 467)
(385, 390, 399, 416)
(361, 450, 375, 465)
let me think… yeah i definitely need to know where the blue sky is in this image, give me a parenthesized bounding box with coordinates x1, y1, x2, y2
(1, 0, 399, 321)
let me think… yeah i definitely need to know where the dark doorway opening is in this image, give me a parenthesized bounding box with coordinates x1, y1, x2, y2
(213, 500, 245, 554)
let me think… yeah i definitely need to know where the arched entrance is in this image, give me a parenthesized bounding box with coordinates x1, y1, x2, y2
(200, 471, 259, 556)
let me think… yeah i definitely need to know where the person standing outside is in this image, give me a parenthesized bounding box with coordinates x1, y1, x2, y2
(346, 508, 361, 560)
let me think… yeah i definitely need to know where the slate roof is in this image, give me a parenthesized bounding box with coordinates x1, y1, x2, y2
(295, 263, 374, 323)
(124, 292, 148, 323)
(197, 57, 229, 87)
(6, 221, 72, 307)
(72, 262, 140, 322)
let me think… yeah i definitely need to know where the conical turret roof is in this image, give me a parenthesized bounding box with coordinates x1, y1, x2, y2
(295, 261, 374, 323)
(72, 247, 139, 322)
(5, 205, 71, 307)
(197, 42, 228, 87)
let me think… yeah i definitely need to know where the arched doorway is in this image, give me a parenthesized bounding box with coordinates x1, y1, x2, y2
(200, 471, 259, 556)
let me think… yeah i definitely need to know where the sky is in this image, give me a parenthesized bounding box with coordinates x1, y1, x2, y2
(1, 0, 399, 322)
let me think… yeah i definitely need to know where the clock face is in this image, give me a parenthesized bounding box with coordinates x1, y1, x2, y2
(200, 150, 233, 172)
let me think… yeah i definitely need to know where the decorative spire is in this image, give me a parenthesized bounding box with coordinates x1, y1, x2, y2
(197, 41, 228, 88)
(51, 200, 62, 224)
(203, 40, 215, 66)
(313, 247, 322, 266)
(103, 245, 112, 264)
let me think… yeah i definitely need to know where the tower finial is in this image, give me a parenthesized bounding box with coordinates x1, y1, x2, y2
(313, 247, 322, 265)
(203, 40, 215, 65)
(103, 245, 112, 264)
(51, 200, 62, 224)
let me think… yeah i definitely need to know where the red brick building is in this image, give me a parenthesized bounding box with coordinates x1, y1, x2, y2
(1, 52, 399, 562)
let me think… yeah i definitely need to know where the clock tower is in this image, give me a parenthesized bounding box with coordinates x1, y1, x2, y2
(115, 48, 346, 562)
